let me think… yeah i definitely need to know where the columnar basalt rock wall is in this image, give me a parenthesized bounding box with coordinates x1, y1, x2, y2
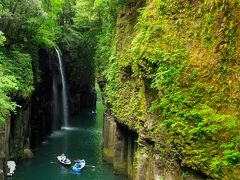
(103, 109, 206, 180)
(103, 112, 116, 163)
(30, 49, 54, 148)
(0, 102, 33, 179)
(9, 102, 32, 159)
(0, 49, 53, 179)
(0, 120, 9, 179)
(103, 110, 137, 177)
(135, 148, 182, 180)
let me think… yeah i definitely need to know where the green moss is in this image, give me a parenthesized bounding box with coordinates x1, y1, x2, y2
(114, 161, 127, 175)
(97, 0, 240, 178)
(102, 148, 114, 163)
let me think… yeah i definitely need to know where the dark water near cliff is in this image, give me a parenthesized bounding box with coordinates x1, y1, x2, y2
(11, 104, 122, 180)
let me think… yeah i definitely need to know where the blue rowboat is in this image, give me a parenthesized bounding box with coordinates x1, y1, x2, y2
(72, 159, 85, 172)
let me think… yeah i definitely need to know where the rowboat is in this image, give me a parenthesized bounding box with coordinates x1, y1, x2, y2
(72, 159, 85, 172)
(57, 154, 71, 165)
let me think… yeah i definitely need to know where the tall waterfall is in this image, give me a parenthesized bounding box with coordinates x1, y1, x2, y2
(51, 73, 59, 130)
(55, 49, 69, 127)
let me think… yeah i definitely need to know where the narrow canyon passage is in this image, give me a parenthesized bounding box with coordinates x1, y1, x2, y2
(12, 104, 123, 180)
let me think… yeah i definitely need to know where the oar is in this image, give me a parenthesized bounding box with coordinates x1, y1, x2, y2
(85, 165, 95, 168)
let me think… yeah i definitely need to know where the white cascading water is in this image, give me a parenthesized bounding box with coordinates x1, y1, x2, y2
(52, 74, 59, 130)
(55, 48, 69, 127)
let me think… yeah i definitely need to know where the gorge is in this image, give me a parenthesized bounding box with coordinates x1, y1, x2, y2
(0, 0, 239, 179)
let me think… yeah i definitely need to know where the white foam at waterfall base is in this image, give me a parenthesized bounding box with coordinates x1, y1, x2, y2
(61, 126, 79, 131)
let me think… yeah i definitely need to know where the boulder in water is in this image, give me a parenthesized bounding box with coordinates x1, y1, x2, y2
(23, 148, 34, 159)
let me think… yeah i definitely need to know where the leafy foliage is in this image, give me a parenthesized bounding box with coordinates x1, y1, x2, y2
(0, 64, 18, 123)
(0, 34, 34, 122)
(96, 0, 240, 178)
(0, 0, 66, 123)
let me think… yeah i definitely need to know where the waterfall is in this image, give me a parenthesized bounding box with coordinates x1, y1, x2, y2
(52, 76, 58, 130)
(55, 49, 69, 127)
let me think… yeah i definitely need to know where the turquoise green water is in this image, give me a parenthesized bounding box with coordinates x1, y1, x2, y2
(11, 104, 123, 180)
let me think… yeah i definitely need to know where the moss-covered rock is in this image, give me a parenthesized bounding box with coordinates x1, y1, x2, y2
(0, 169, 4, 179)
(23, 149, 34, 159)
(99, 0, 240, 179)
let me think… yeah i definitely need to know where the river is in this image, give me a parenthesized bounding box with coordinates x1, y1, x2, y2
(11, 100, 123, 180)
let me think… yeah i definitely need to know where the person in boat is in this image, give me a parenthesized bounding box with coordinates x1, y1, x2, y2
(61, 153, 66, 161)
(75, 160, 81, 168)
(64, 159, 68, 163)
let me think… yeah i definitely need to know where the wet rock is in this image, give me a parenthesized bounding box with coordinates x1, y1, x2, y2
(23, 149, 34, 159)
(102, 114, 116, 163)
(0, 169, 4, 179)
(113, 123, 128, 175)
(9, 102, 32, 159)
(103, 111, 137, 178)
(136, 155, 148, 180)
(103, 109, 208, 180)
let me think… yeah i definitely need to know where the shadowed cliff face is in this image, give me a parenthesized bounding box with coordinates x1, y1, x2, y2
(30, 48, 96, 147)
(0, 49, 52, 170)
(61, 47, 96, 115)
(30, 49, 53, 148)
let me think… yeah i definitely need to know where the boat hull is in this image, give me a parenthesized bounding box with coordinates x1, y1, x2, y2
(57, 156, 71, 165)
(72, 160, 85, 172)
